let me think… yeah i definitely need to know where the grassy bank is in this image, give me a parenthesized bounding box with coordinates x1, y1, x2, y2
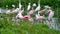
(0, 16, 60, 34)
(0, 22, 60, 34)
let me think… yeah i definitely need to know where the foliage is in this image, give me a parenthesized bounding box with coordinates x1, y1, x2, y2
(0, 0, 60, 17)
(0, 19, 60, 34)
(0, 14, 60, 34)
(0, 0, 60, 34)
(0, 0, 60, 8)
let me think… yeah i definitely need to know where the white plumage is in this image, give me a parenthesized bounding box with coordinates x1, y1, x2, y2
(12, 4, 15, 8)
(0, 8, 2, 13)
(27, 3, 31, 11)
(19, 3, 22, 10)
(35, 4, 40, 11)
(33, 3, 36, 7)
(6, 5, 8, 8)
(45, 5, 51, 9)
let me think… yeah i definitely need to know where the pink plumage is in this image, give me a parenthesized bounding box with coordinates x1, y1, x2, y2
(28, 10, 34, 15)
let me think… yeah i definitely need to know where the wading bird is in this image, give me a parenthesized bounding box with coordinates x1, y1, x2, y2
(6, 9, 11, 14)
(11, 8, 19, 13)
(35, 11, 45, 23)
(28, 3, 36, 15)
(47, 10, 54, 23)
(0, 8, 2, 14)
(27, 3, 31, 11)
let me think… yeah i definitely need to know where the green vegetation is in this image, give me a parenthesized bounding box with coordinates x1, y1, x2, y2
(0, 0, 60, 17)
(0, 0, 60, 34)
(0, 14, 60, 34)
(0, 18, 60, 34)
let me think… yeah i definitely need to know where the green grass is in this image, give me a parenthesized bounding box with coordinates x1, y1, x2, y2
(0, 0, 60, 34)
(0, 14, 60, 34)
(0, 22, 60, 34)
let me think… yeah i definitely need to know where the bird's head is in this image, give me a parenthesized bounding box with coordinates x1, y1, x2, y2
(33, 3, 36, 7)
(29, 3, 31, 5)
(45, 5, 51, 10)
(24, 15, 29, 20)
(6, 5, 8, 8)
(12, 4, 15, 8)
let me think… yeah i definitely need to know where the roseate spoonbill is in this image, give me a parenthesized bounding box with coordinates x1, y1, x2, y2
(6, 10, 11, 14)
(44, 5, 51, 14)
(36, 14, 45, 23)
(11, 8, 19, 13)
(27, 3, 36, 15)
(26, 14, 34, 23)
(28, 17, 34, 23)
(39, 10, 45, 16)
(28, 9, 35, 15)
(41, 6, 54, 23)
(27, 3, 31, 11)
(28, 3, 36, 15)
(44, 6, 54, 22)
(16, 8, 29, 21)
(37, 6, 51, 16)
(16, 9, 24, 19)
(16, 9, 34, 22)
(35, 10, 45, 23)
(47, 10, 54, 22)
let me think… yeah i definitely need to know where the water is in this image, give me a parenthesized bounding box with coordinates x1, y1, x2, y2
(46, 18, 60, 30)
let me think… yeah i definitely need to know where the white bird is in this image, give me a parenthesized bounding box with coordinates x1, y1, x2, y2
(33, 3, 36, 7)
(6, 5, 8, 8)
(35, 4, 40, 11)
(28, 5, 36, 15)
(12, 4, 15, 8)
(19, 3, 22, 10)
(45, 5, 51, 9)
(27, 3, 31, 11)
(0, 8, 2, 13)
(35, 0, 40, 11)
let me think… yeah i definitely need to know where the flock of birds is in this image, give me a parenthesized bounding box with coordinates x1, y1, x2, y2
(0, 3, 54, 24)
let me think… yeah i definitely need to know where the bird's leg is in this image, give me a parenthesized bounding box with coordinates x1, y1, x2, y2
(40, 20, 43, 23)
